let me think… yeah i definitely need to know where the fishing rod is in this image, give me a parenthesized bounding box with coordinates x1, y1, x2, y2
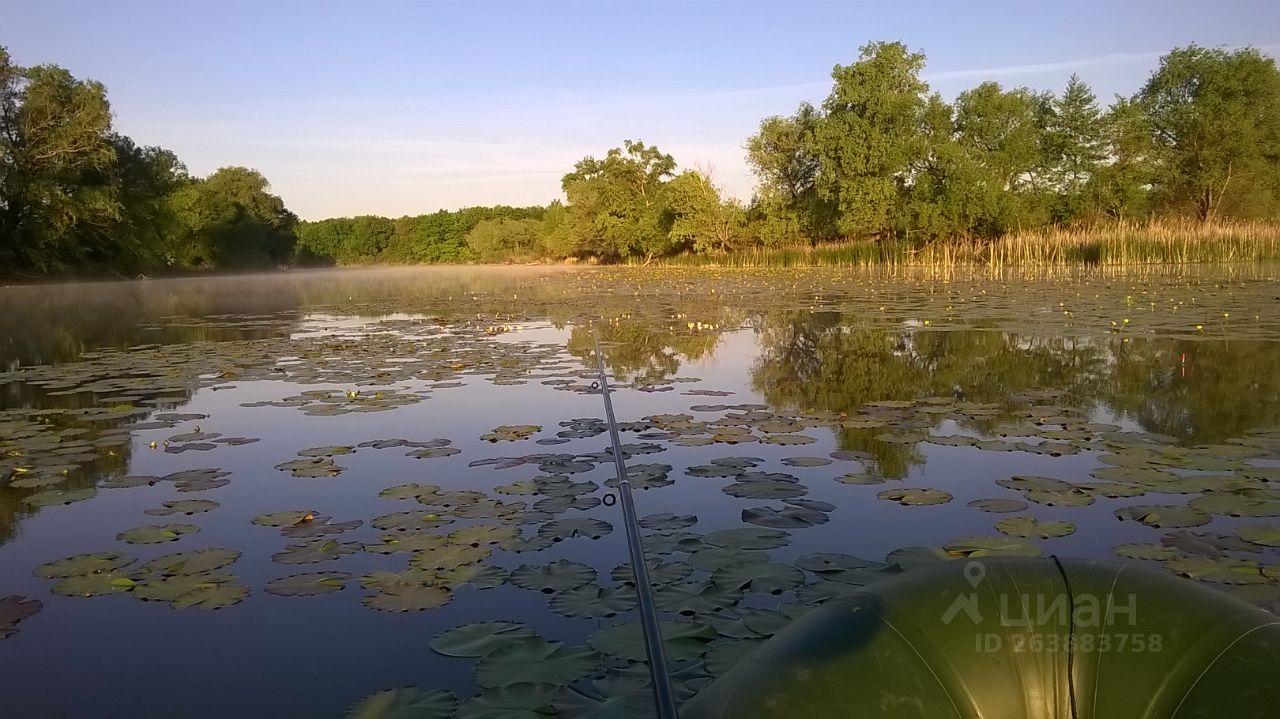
(591, 327, 680, 719)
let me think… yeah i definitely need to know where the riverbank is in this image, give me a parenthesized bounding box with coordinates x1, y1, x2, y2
(649, 220, 1280, 268)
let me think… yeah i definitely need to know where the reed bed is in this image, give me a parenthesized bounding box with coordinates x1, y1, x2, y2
(654, 220, 1280, 269)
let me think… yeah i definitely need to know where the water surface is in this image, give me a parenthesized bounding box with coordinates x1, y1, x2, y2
(2, 266, 1278, 717)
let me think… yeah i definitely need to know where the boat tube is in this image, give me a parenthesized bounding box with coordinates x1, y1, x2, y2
(683, 556, 1280, 718)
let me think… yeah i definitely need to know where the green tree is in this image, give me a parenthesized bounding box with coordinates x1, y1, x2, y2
(1091, 97, 1157, 219)
(745, 103, 836, 244)
(1043, 75, 1106, 221)
(466, 217, 543, 261)
(901, 94, 993, 238)
(953, 82, 1051, 232)
(107, 135, 188, 268)
(812, 41, 929, 238)
(666, 171, 745, 253)
(169, 166, 296, 268)
(560, 139, 677, 262)
(1138, 45, 1280, 220)
(0, 50, 117, 271)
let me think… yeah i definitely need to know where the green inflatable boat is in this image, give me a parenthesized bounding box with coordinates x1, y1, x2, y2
(683, 557, 1280, 718)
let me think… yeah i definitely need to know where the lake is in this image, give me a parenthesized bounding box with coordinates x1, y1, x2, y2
(2, 265, 1279, 718)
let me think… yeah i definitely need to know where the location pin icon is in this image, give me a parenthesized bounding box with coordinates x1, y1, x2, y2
(964, 560, 986, 588)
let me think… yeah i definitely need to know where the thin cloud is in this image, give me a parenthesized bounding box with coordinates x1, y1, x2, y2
(924, 51, 1163, 81)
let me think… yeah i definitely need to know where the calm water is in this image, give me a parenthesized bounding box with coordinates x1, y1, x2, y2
(1, 266, 1278, 718)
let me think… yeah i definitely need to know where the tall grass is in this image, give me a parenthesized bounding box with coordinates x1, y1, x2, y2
(654, 220, 1280, 268)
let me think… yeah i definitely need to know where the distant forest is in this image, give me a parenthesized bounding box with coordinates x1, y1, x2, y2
(2, 41, 1279, 273)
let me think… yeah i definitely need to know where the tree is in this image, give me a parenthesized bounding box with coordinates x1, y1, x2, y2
(812, 41, 929, 238)
(666, 170, 746, 253)
(560, 140, 678, 262)
(1091, 97, 1157, 219)
(746, 103, 821, 204)
(1043, 75, 1106, 220)
(745, 103, 836, 243)
(107, 135, 188, 268)
(169, 166, 296, 268)
(466, 217, 543, 261)
(0, 51, 117, 271)
(1138, 46, 1280, 220)
(901, 94, 993, 238)
(953, 82, 1051, 231)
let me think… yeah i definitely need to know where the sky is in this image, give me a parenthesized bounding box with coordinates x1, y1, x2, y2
(3, 0, 1279, 220)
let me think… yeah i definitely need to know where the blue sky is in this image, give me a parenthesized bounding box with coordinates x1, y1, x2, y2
(3, 0, 1278, 219)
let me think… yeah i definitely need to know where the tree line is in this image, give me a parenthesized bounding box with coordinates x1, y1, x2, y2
(1, 45, 295, 275)
(4, 41, 1279, 273)
(301, 42, 1280, 265)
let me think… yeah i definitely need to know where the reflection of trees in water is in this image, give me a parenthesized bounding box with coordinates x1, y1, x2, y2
(565, 322, 723, 384)
(1108, 339, 1280, 442)
(752, 311, 1108, 476)
(0, 386, 157, 544)
(751, 310, 1280, 474)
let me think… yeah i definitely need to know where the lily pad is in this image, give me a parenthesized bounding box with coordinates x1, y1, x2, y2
(1236, 524, 1280, 548)
(411, 544, 492, 571)
(474, 637, 598, 688)
(363, 585, 453, 612)
(456, 684, 556, 719)
(510, 560, 596, 594)
(588, 621, 716, 662)
(1115, 504, 1211, 529)
(346, 687, 456, 719)
(780, 456, 833, 468)
(741, 505, 828, 529)
(1164, 557, 1272, 585)
(52, 572, 138, 597)
(655, 580, 740, 615)
(996, 516, 1076, 539)
(1189, 490, 1280, 518)
(117, 524, 200, 544)
(142, 548, 241, 576)
(712, 561, 805, 595)
(145, 499, 219, 516)
(21, 487, 96, 507)
(252, 510, 315, 527)
(639, 513, 697, 531)
(430, 621, 537, 657)
(0, 596, 42, 638)
(537, 518, 613, 543)
(967, 498, 1029, 513)
(265, 572, 353, 597)
(610, 559, 694, 586)
(281, 517, 362, 539)
(379, 484, 442, 501)
(1112, 543, 1185, 561)
(877, 487, 952, 506)
(449, 524, 519, 547)
(943, 536, 1043, 558)
(36, 552, 133, 578)
(549, 584, 638, 619)
(298, 445, 355, 457)
(703, 527, 789, 550)
(272, 540, 362, 565)
(171, 583, 249, 610)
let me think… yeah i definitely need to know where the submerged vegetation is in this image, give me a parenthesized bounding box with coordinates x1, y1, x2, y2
(4, 41, 1280, 275)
